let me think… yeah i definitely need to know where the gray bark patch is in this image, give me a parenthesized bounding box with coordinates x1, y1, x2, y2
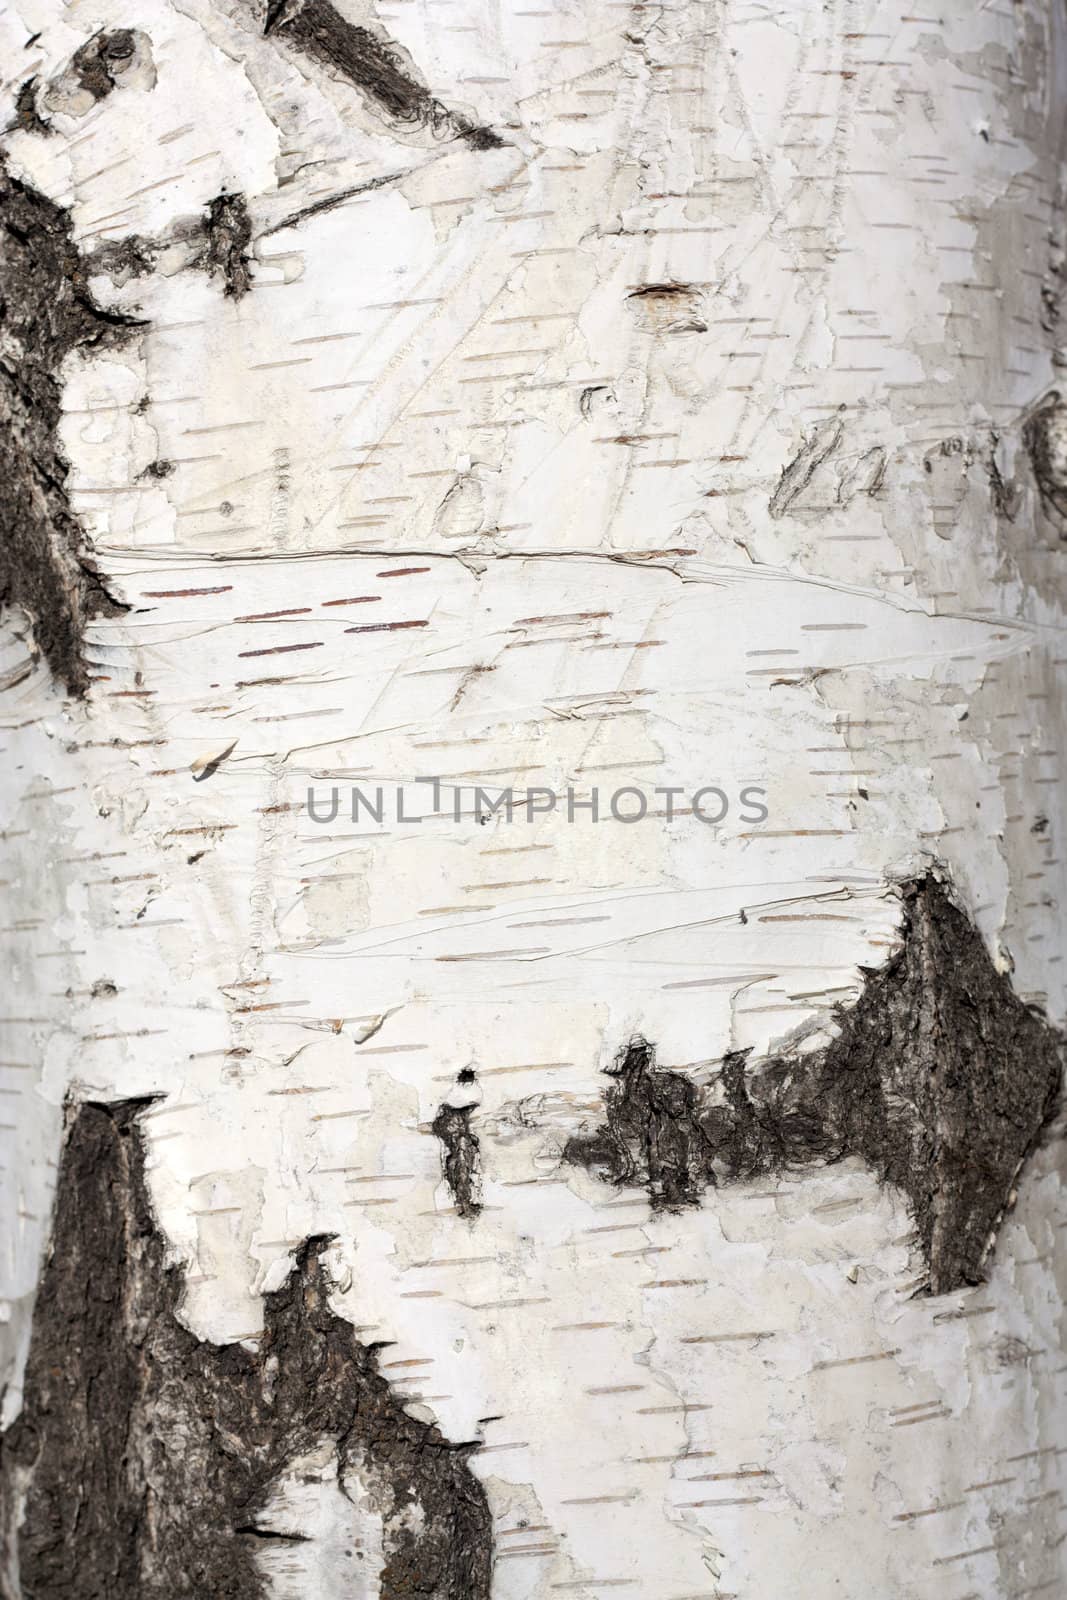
(564, 874, 1063, 1294)
(0, 1100, 492, 1598)
(0, 163, 134, 693)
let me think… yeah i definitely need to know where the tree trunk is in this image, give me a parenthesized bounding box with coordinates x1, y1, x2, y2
(1, 2, 1066, 1597)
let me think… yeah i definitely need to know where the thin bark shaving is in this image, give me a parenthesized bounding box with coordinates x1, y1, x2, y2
(564, 874, 1064, 1294)
(0, 1100, 492, 1599)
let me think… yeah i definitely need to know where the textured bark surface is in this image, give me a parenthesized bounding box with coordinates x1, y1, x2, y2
(564, 875, 1064, 1294)
(0, 1099, 492, 1600)
(1, 1, 1066, 1595)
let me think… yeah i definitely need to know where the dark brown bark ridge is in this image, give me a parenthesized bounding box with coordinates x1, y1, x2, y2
(0, 162, 135, 693)
(565, 873, 1063, 1295)
(0, 1100, 492, 1599)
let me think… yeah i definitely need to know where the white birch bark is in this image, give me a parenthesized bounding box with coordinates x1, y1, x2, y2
(1, 0, 1066, 1596)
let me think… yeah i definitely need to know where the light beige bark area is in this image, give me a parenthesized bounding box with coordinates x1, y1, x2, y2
(1, 1, 1067, 1597)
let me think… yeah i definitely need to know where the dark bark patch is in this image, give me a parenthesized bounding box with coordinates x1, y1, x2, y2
(564, 874, 1063, 1294)
(69, 30, 139, 102)
(201, 192, 253, 299)
(86, 196, 253, 297)
(432, 1094, 483, 1219)
(769, 406, 846, 518)
(1023, 392, 1067, 524)
(0, 162, 135, 693)
(7, 79, 51, 137)
(0, 1098, 492, 1598)
(41, 31, 156, 119)
(262, 0, 502, 149)
(86, 232, 156, 284)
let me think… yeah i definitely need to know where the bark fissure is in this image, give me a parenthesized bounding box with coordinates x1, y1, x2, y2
(768, 407, 847, 519)
(0, 1100, 493, 1598)
(7, 81, 50, 138)
(563, 874, 1064, 1294)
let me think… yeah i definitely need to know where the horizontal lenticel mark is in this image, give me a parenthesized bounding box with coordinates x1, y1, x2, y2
(237, 641, 325, 658)
(143, 587, 233, 597)
(345, 620, 428, 634)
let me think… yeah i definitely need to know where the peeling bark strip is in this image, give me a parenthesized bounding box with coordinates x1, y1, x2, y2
(0, 165, 133, 693)
(261, 0, 502, 149)
(432, 1101, 483, 1219)
(564, 875, 1064, 1294)
(0, 1100, 492, 1598)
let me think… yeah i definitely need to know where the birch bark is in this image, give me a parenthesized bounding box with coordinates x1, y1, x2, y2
(1, 2, 1066, 1597)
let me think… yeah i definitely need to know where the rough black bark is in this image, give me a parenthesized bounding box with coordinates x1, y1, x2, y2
(0, 1100, 492, 1599)
(0, 163, 134, 693)
(564, 874, 1063, 1294)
